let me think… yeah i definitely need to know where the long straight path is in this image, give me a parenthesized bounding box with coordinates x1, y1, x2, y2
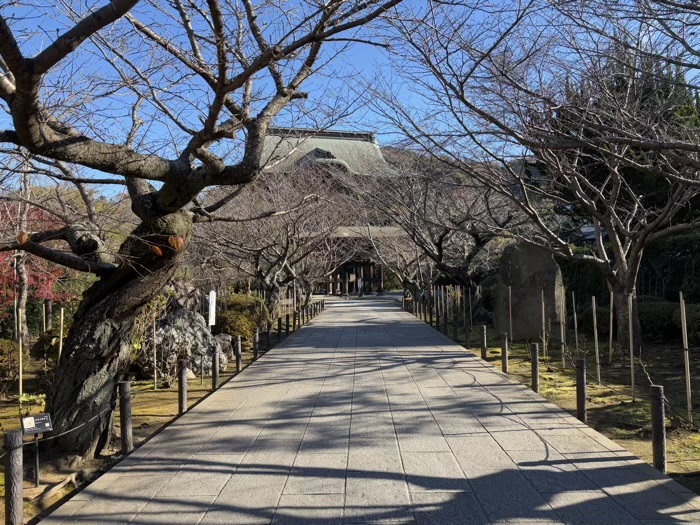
(44, 296, 700, 524)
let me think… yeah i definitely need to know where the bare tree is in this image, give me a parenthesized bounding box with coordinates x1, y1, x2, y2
(359, 148, 515, 288)
(0, 0, 403, 458)
(374, 0, 700, 346)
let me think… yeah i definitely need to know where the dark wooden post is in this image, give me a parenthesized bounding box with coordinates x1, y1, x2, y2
(254, 328, 260, 359)
(576, 358, 587, 423)
(293, 310, 298, 331)
(452, 304, 458, 341)
(4, 430, 23, 525)
(266, 327, 272, 351)
(651, 385, 667, 473)
(212, 349, 219, 390)
(442, 290, 448, 333)
(236, 335, 242, 372)
(178, 359, 187, 415)
(277, 317, 282, 340)
(530, 343, 540, 393)
(429, 297, 434, 326)
(481, 325, 487, 360)
(119, 381, 133, 454)
(285, 314, 290, 336)
(435, 296, 440, 328)
(501, 333, 509, 373)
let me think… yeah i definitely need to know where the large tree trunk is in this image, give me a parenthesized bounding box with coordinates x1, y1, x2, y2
(47, 212, 191, 460)
(611, 281, 642, 356)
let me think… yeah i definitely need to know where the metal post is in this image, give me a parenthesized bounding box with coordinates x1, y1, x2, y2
(650, 385, 667, 474)
(576, 358, 587, 423)
(119, 381, 133, 454)
(4, 430, 23, 525)
(236, 335, 242, 372)
(212, 349, 219, 390)
(254, 328, 259, 359)
(530, 343, 539, 393)
(481, 325, 487, 360)
(501, 333, 509, 373)
(178, 360, 187, 416)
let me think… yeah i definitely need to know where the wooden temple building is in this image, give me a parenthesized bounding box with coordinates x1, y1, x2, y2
(262, 128, 400, 296)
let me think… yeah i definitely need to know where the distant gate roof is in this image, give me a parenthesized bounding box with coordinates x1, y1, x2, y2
(262, 127, 387, 175)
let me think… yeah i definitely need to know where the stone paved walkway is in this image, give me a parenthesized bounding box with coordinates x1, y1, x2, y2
(43, 296, 700, 524)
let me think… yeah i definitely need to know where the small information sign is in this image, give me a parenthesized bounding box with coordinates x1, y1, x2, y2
(208, 290, 217, 326)
(21, 413, 53, 435)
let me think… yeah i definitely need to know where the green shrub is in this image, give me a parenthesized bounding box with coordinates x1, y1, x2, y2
(580, 306, 611, 338)
(638, 301, 678, 342)
(215, 310, 257, 344)
(637, 295, 665, 303)
(673, 304, 700, 345)
(30, 330, 62, 363)
(580, 301, 678, 343)
(0, 338, 19, 398)
(214, 294, 270, 348)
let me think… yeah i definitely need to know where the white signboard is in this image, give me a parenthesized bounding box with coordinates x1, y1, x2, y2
(208, 290, 217, 326)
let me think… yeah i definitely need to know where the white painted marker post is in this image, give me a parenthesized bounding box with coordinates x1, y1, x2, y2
(18, 309, 23, 398)
(209, 290, 217, 327)
(58, 307, 64, 363)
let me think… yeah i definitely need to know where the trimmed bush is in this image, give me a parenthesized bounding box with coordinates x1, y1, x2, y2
(673, 304, 700, 345)
(638, 301, 678, 342)
(0, 338, 19, 398)
(580, 301, 678, 343)
(214, 294, 270, 348)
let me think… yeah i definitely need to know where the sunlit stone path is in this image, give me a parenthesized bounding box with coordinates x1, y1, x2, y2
(43, 295, 700, 524)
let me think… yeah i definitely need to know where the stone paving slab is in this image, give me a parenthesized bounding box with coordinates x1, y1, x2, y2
(41, 296, 700, 524)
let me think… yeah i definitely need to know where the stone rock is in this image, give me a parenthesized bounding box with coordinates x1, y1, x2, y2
(161, 280, 202, 312)
(493, 243, 565, 342)
(136, 306, 227, 385)
(215, 334, 233, 357)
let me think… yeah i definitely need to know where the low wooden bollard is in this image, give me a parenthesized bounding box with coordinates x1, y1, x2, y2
(277, 317, 282, 340)
(480, 325, 487, 360)
(178, 359, 187, 416)
(285, 314, 290, 336)
(530, 343, 539, 393)
(429, 303, 433, 326)
(119, 381, 133, 454)
(4, 430, 23, 525)
(576, 358, 587, 423)
(212, 350, 219, 391)
(266, 327, 272, 351)
(651, 385, 667, 473)
(501, 333, 509, 373)
(452, 310, 458, 341)
(254, 328, 260, 359)
(236, 335, 242, 372)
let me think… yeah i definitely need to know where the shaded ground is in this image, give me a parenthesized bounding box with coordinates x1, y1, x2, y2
(0, 350, 258, 524)
(37, 297, 700, 524)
